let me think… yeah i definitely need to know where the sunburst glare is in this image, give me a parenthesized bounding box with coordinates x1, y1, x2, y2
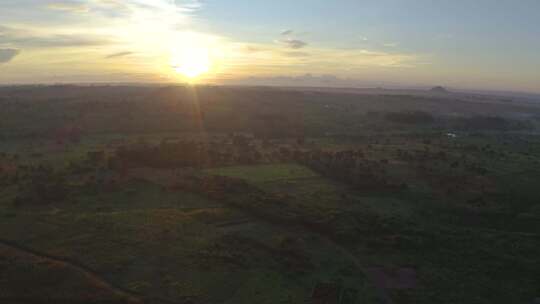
(172, 46, 212, 79)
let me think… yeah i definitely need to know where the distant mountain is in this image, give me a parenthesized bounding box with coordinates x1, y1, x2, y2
(430, 86, 449, 93)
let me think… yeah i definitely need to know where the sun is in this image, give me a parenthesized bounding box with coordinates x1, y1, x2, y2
(172, 46, 212, 80)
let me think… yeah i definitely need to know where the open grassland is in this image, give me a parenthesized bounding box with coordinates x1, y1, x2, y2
(205, 163, 319, 184)
(1, 86, 539, 303)
(0, 178, 383, 303)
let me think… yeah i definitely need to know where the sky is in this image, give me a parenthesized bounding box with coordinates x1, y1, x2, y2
(0, 0, 539, 93)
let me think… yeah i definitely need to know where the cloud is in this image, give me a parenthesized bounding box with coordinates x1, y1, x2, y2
(0, 48, 20, 63)
(281, 29, 293, 36)
(1, 1, 202, 50)
(128, 0, 201, 15)
(47, 1, 90, 13)
(280, 38, 308, 49)
(43, 0, 131, 20)
(0, 25, 112, 48)
(175, 0, 204, 11)
(12, 34, 111, 48)
(105, 51, 133, 59)
(44, 0, 201, 20)
(43, 0, 132, 18)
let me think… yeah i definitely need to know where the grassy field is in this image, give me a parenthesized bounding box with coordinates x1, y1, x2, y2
(1, 86, 539, 304)
(0, 176, 384, 303)
(205, 163, 319, 183)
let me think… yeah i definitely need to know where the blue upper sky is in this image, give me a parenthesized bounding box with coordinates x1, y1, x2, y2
(199, 0, 540, 63)
(0, 0, 539, 93)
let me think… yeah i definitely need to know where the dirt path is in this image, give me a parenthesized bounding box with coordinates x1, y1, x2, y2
(0, 238, 185, 304)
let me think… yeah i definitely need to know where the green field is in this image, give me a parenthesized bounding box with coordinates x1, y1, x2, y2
(206, 163, 319, 183)
(1, 86, 539, 304)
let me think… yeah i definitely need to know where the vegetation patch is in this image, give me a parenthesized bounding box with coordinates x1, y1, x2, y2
(205, 163, 319, 183)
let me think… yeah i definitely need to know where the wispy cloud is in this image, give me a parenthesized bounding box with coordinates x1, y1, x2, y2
(280, 38, 308, 49)
(127, 0, 202, 15)
(175, 0, 204, 12)
(0, 25, 112, 48)
(44, 0, 202, 21)
(0, 48, 20, 63)
(47, 1, 90, 13)
(0, 1, 422, 85)
(105, 51, 133, 59)
(281, 29, 293, 36)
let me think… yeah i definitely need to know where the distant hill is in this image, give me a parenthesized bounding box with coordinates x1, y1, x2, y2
(430, 86, 449, 93)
